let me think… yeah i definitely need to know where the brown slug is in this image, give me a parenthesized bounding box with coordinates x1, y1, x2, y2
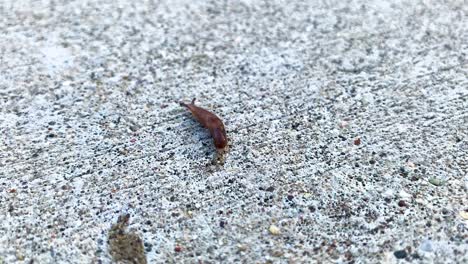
(180, 98, 228, 150)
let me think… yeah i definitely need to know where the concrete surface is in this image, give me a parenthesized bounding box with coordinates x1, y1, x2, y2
(1, 0, 467, 263)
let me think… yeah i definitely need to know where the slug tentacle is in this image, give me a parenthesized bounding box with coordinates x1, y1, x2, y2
(179, 98, 197, 110)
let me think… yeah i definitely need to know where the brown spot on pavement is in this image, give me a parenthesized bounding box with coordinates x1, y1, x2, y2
(108, 214, 147, 264)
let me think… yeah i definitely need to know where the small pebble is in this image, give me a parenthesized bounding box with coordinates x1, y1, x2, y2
(419, 239, 433, 252)
(459, 210, 468, 220)
(219, 220, 226, 228)
(15, 250, 25, 260)
(269, 225, 280, 235)
(415, 198, 426, 205)
(237, 244, 247, 252)
(398, 190, 412, 199)
(383, 189, 394, 198)
(339, 120, 349, 128)
(393, 249, 407, 259)
(429, 178, 444, 186)
(353, 138, 361, 146)
(406, 161, 416, 169)
(399, 167, 409, 177)
(174, 245, 182, 252)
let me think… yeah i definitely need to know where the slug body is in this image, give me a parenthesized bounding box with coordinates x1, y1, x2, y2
(180, 98, 228, 150)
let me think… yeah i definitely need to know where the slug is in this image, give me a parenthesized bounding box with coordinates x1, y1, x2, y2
(180, 98, 228, 150)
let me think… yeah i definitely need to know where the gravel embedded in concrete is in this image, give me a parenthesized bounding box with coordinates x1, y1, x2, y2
(1, 0, 467, 263)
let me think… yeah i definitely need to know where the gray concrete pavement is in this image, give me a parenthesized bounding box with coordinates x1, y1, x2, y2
(1, 0, 467, 263)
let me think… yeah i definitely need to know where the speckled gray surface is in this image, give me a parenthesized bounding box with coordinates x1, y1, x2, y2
(1, 0, 467, 263)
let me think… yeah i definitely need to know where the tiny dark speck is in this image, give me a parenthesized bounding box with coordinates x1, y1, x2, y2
(399, 167, 408, 177)
(291, 122, 300, 130)
(219, 220, 226, 228)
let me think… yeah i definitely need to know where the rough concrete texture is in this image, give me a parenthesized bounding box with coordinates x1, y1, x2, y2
(1, 0, 467, 263)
